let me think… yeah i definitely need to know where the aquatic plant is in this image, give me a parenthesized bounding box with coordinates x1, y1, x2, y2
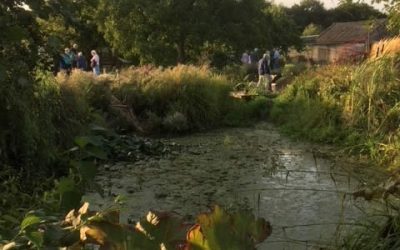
(0, 203, 271, 250)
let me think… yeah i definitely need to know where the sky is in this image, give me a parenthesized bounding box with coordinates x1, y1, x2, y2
(273, 0, 385, 10)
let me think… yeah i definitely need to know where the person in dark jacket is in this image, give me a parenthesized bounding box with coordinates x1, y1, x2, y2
(257, 52, 272, 91)
(71, 43, 78, 68)
(62, 48, 73, 74)
(76, 52, 87, 70)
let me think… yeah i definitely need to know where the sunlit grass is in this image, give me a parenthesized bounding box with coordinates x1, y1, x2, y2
(370, 36, 400, 59)
(55, 65, 269, 133)
(271, 54, 400, 169)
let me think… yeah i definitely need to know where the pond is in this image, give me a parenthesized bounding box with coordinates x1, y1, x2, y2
(85, 122, 384, 249)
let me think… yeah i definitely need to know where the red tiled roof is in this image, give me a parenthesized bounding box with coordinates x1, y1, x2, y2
(315, 19, 386, 45)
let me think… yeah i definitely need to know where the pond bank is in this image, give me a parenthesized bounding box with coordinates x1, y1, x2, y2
(85, 122, 386, 249)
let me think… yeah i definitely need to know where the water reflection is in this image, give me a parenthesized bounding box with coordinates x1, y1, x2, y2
(85, 123, 375, 249)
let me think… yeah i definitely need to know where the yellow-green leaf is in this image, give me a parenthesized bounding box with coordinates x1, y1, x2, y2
(20, 215, 41, 231)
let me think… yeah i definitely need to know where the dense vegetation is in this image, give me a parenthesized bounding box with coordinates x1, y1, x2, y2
(271, 55, 400, 169)
(271, 54, 400, 248)
(0, 65, 270, 248)
(2, 0, 400, 248)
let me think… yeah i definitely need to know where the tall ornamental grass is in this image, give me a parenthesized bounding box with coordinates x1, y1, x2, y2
(2, 64, 269, 183)
(271, 55, 400, 248)
(0, 70, 95, 214)
(271, 54, 400, 170)
(370, 37, 400, 59)
(112, 65, 269, 132)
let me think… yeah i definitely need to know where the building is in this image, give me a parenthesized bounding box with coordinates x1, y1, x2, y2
(290, 19, 387, 64)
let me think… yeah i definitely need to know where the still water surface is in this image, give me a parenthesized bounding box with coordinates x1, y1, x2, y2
(85, 123, 381, 249)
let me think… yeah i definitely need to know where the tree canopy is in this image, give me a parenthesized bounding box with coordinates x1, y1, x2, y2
(96, 0, 300, 65)
(327, 1, 385, 24)
(0, 0, 388, 70)
(284, 0, 385, 33)
(377, 0, 400, 34)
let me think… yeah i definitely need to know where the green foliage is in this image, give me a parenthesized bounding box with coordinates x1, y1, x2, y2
(96, 0, 300, 65)
(343, 209, 400, 249)
(0, 70, 106, 238)
(1, 204, 271, 250)
(387, 3, 400, 35)
(284, 0, 385, 32)
(281, 63, 308, 77)
(219, 63, 259, 83)
(342, 183, 400, 250)
(302, 23, 322, 36)
(113, 65, 269, 133)
(266, 5, 302, 51)
(36, 15, 78, 55)
(224, 97, 271, 126)
(271, 55, 400, 169)
(187, 206, 271, 250)
(285, 0, 329, 31)
(0, 0, 107, 221)
(1, 65, 270, 240)
(329, 1, 385, 24)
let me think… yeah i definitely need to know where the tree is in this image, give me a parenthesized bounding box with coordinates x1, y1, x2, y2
(37, 0, 106, 63)
(0, 0, 48, 176)
(387, 3, 400, 34)
(286, 0, 329, 31)
(266, 5, 302, 51)
(0, 0, 102, 180)
(327, 1, 385, 24)
(302, 23, 322, 36)
(374, 0, 400, 34)
(96, 0, 277, 65)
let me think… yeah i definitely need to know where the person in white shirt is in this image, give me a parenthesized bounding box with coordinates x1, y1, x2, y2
(90, 50, 100, 76)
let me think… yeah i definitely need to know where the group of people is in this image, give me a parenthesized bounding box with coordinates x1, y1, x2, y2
(241, 48, 281, 92)
(59, 44, 100, 76)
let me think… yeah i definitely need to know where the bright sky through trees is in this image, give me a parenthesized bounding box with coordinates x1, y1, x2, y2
(273, 0, 385, 10)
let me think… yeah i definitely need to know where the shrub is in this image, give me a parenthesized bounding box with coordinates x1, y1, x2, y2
(224, 97, 271, 126)
(220, 63, 258, 83)
(1, 64, 270, 205)
(281, 62, 308, 77)
(162, 111, 189, 132)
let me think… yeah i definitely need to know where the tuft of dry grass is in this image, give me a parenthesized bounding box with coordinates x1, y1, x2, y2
(54, 65, 268, 133)
(370, 36, 400, 59)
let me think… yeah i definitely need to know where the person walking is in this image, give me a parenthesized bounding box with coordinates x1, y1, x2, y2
(257, 52, 272, 92)
(90, 50, 100, 76)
